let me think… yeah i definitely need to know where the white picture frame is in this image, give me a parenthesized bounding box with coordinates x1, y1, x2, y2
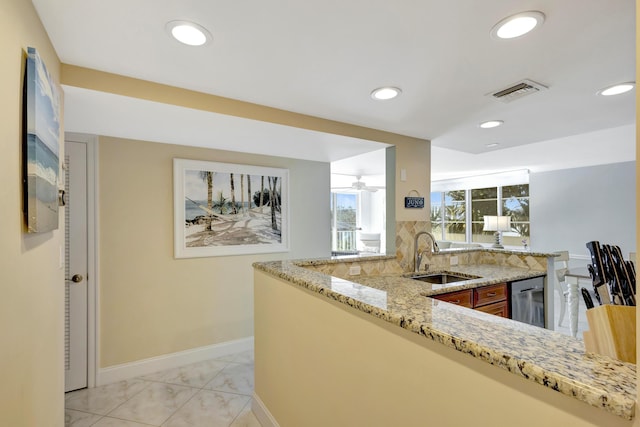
(173, 158, 289, 258)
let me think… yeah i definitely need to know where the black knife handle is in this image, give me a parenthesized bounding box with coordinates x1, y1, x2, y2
(587, 264, 602, 305)
(581, 287, 595, 309)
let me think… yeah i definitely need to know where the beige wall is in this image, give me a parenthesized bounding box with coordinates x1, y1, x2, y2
(98, 136, 330, 367)
(255, 270, 633, 427)
(0, 1, 65, 426)
(394, 139, 430, 222)
(96, 137, 429, 368)
(62, 65, 431, 367)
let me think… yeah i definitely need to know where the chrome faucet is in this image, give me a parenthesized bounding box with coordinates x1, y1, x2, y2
(414, 231, 439, 272)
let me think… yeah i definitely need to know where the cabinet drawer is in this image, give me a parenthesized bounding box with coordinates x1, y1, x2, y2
(474, 283, 507, 307)
(475, 300, 509, 318)
(433, 289, 472, 308)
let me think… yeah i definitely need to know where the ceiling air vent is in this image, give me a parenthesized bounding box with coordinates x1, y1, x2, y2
(489, 79, 548, 103)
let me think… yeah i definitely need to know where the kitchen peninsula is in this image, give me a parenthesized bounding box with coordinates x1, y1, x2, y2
(252, 249, 636, 427)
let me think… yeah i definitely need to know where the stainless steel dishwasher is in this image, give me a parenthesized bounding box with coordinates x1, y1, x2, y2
(510, 276, 545, 328)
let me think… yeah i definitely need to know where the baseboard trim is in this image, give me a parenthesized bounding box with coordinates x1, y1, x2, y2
(97, 336, 254, 386)
(252, 393, 280, 427)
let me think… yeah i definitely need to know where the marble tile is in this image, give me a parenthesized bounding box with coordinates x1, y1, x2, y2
(162, 389, 250, 427)
(107, 382, 198, 426)
(142, 359, 229, 388)
(228, 349, 254, 365)
(204, 363, 254, 395)
(230, 402, 262, 427)
(65, 351, 260, 426)
(216, 353, 241, 363)
(65, 409, 103, 427)
(65, 379, 149, 415)
(92, 417, 151, 427)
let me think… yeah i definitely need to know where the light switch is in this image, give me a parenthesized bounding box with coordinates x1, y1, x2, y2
(400, 169, 407, 181)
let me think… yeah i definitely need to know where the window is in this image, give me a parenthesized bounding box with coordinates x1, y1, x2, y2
(430, 192, 443, 237)
(430, 182, 530, 247)
(444, 190, 466, 242)
(502, 184, 530, 246)
(471, 187, 497, 244)
(431, 190, 467, 242)
(331, 192, 358, 252)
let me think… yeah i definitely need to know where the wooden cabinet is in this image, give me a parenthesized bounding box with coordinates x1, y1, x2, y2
(474, 283, 508, 307)
(433, 289, 472, 308)
(474, 300, 509, 317)
(433, 283, 509, 318)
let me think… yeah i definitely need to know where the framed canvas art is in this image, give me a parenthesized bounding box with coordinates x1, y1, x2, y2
(23, 46, 61, 233)
(173, 158, 289, 258)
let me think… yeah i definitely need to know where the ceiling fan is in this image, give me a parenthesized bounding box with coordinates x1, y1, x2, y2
(351, 176, 378, 192)
(331, 175, 382, 192)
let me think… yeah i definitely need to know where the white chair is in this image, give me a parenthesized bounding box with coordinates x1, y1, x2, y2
(554, 251, 570, 326)
(359, 233, 381, 253)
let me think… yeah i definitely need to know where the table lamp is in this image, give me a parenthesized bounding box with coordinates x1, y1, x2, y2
(483, 215, 511, 248)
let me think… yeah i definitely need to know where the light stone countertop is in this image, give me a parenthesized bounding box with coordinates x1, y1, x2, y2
(253, 258, 637, 420)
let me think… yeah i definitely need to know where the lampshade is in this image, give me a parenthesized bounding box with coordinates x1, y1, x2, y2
(483, 215, 511, 232)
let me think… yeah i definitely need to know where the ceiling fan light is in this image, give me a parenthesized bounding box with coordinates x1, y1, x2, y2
(350, 176, 379, 192)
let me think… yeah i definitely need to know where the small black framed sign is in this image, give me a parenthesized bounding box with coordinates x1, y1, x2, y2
(404, 190, 424, 209)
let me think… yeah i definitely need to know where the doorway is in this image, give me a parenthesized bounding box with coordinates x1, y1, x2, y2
(64, 135, 97, 391)
(330, 149, 387, 255)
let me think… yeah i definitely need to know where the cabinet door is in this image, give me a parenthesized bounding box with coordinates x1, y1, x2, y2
(474, 283, 507, 307)
(433, 290, 473, 308)
(475, 300, 509, 318)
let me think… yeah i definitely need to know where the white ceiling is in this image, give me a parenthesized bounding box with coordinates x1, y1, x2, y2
(62, 86, 389, 163)
(33, 0, 635, 177)
(431, 124, 635, 181)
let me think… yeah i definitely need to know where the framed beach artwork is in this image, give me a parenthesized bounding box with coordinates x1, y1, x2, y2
(173, 158, 289, 258)
(23, 46, 61, 233)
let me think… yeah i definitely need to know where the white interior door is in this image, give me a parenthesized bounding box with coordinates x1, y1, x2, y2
(65, 141, 88, 392)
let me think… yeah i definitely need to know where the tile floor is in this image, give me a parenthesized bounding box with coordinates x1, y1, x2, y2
(65, 350, 261, 427)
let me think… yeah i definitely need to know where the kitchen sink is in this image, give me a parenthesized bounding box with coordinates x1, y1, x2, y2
(410, 272, 480, 284)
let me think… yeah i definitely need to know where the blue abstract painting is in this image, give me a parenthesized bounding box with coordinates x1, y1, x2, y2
(24, 47, 60, 232)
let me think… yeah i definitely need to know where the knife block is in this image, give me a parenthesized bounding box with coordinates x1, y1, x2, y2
(583, 305, 636, 364)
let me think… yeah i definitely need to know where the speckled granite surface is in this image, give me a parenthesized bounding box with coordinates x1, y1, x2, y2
(302, 248, 552, 277)
(253, 257, 636, 420)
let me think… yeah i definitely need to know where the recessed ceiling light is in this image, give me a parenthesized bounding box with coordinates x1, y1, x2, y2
(166, 20, 212, 46)
(491, 11, 545, 40)
(486, 143, 500, 148)
(371, 87, 401, 100)
(479, 120, 504, 129)
(598, 82, 635, 96)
